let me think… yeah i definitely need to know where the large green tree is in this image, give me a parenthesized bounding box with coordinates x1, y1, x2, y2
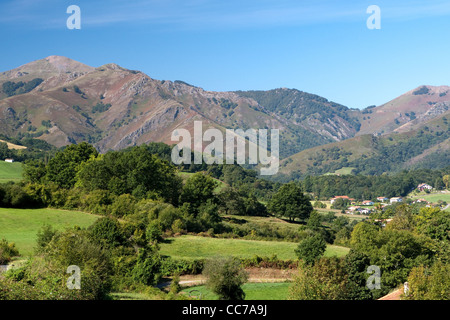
(46, 142, 98, 189)
(295, 234, 327, 265)
(179, 172, 218, 215)
(75, 145, 182, 204)
(268, 182, 312, 221)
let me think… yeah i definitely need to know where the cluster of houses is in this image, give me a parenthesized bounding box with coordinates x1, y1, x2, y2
(330, 185, 436, 215)
(329, 183, 435, 215)
(417, 183, 433, 192)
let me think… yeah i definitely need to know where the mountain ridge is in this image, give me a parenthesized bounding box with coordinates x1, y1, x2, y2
(0, 56, 449, 175)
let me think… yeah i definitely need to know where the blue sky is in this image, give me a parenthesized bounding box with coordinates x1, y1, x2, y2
(1, 0, 450, 109)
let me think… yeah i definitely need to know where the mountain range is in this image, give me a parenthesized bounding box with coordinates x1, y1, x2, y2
(1, 56, 449, 178)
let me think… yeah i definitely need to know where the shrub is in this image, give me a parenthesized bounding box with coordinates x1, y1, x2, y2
(0, 239, 20, 264)
(131, 245, 162, 286)
(89, 217, 124, 248)
(35, 225, 58, 253)
(111, 194, 136, 218)
(202, 257, 248, 300)
(295, 234, 327, 265)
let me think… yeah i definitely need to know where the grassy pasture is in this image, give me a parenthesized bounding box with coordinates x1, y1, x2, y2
(181, 282, 291, 300)
(409, 192, 450, 204)
(159, 235, 349, 261)
(0, 161, 23, 183)
(0, 207, 99, 256)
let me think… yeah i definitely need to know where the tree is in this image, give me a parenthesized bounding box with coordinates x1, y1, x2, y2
(306, 211, 322, 232)
(295, 234, 326, 265)
(217, 187, 246, 216)
(46, 142, 98, 189)
(179, 172, 218, 215)
(331, 198, 350, 210)
(110, 194, 136, 218)
(43, 228, 113, 299)
(131, 244, 162, 286)
(202, 257, 248, 300)
(386, 204, 416, 231)
(75, 146, 182, 204)
(23, 159, 47, 184)
(88, 217, 124, 248)
(405, 261, 450, 300)
(443, 175, 450, 190)
(350, 222, 380, 254)
(268, 182, 313, 222)
(344, 250, 374, 300)
(414, 208, 450, 241)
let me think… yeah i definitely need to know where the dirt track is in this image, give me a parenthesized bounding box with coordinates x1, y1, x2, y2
(158, 267, 296, 288)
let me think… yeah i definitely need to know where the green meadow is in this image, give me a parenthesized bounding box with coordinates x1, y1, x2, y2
(0, 161, 23, 183)
(181, 282, 292, 300)
(0, 207, 99, 256)
(159, 235, 350, 261)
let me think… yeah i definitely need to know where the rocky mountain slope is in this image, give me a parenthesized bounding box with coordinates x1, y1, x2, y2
(0, 56, 448, 175)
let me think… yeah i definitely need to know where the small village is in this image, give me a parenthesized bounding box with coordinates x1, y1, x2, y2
(328, 182, 447, 216)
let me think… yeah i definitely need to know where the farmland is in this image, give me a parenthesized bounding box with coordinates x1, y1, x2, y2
(159, 235, 350, 260)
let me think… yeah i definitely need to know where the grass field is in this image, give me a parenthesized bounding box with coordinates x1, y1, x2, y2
(181, 282, 291, 300)
(409, 192, 450, 204)
(0, 161, 23, 183)
(0, 207, 99, 256)
(324, 167, 356, 176)
(159, 235, 350, 260)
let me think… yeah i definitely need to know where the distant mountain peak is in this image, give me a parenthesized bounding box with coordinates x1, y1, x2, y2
(0, 55, 94, 81)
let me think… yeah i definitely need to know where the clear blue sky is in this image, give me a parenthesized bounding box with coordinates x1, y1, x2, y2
(1, 0, 450, 109)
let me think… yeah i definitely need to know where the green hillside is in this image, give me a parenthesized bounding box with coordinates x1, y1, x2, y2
(0, 161, 23, 183)
(0, 207, 99, 256)
(277, 112, 450, 179)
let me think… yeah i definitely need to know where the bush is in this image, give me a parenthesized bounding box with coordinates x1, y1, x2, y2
(88, 217, 124, 248)
(202, 257, 248, 300)
(131, 245, 162, 286)
(314, 201, 327, 209)
(0, 239, 20, 264)
(159, 258, 205, 276)
(295, 234, 327, 265)
(111, 194, 136, 218)
(35, 225, 58, 253)
(43, 228, 113, 299)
